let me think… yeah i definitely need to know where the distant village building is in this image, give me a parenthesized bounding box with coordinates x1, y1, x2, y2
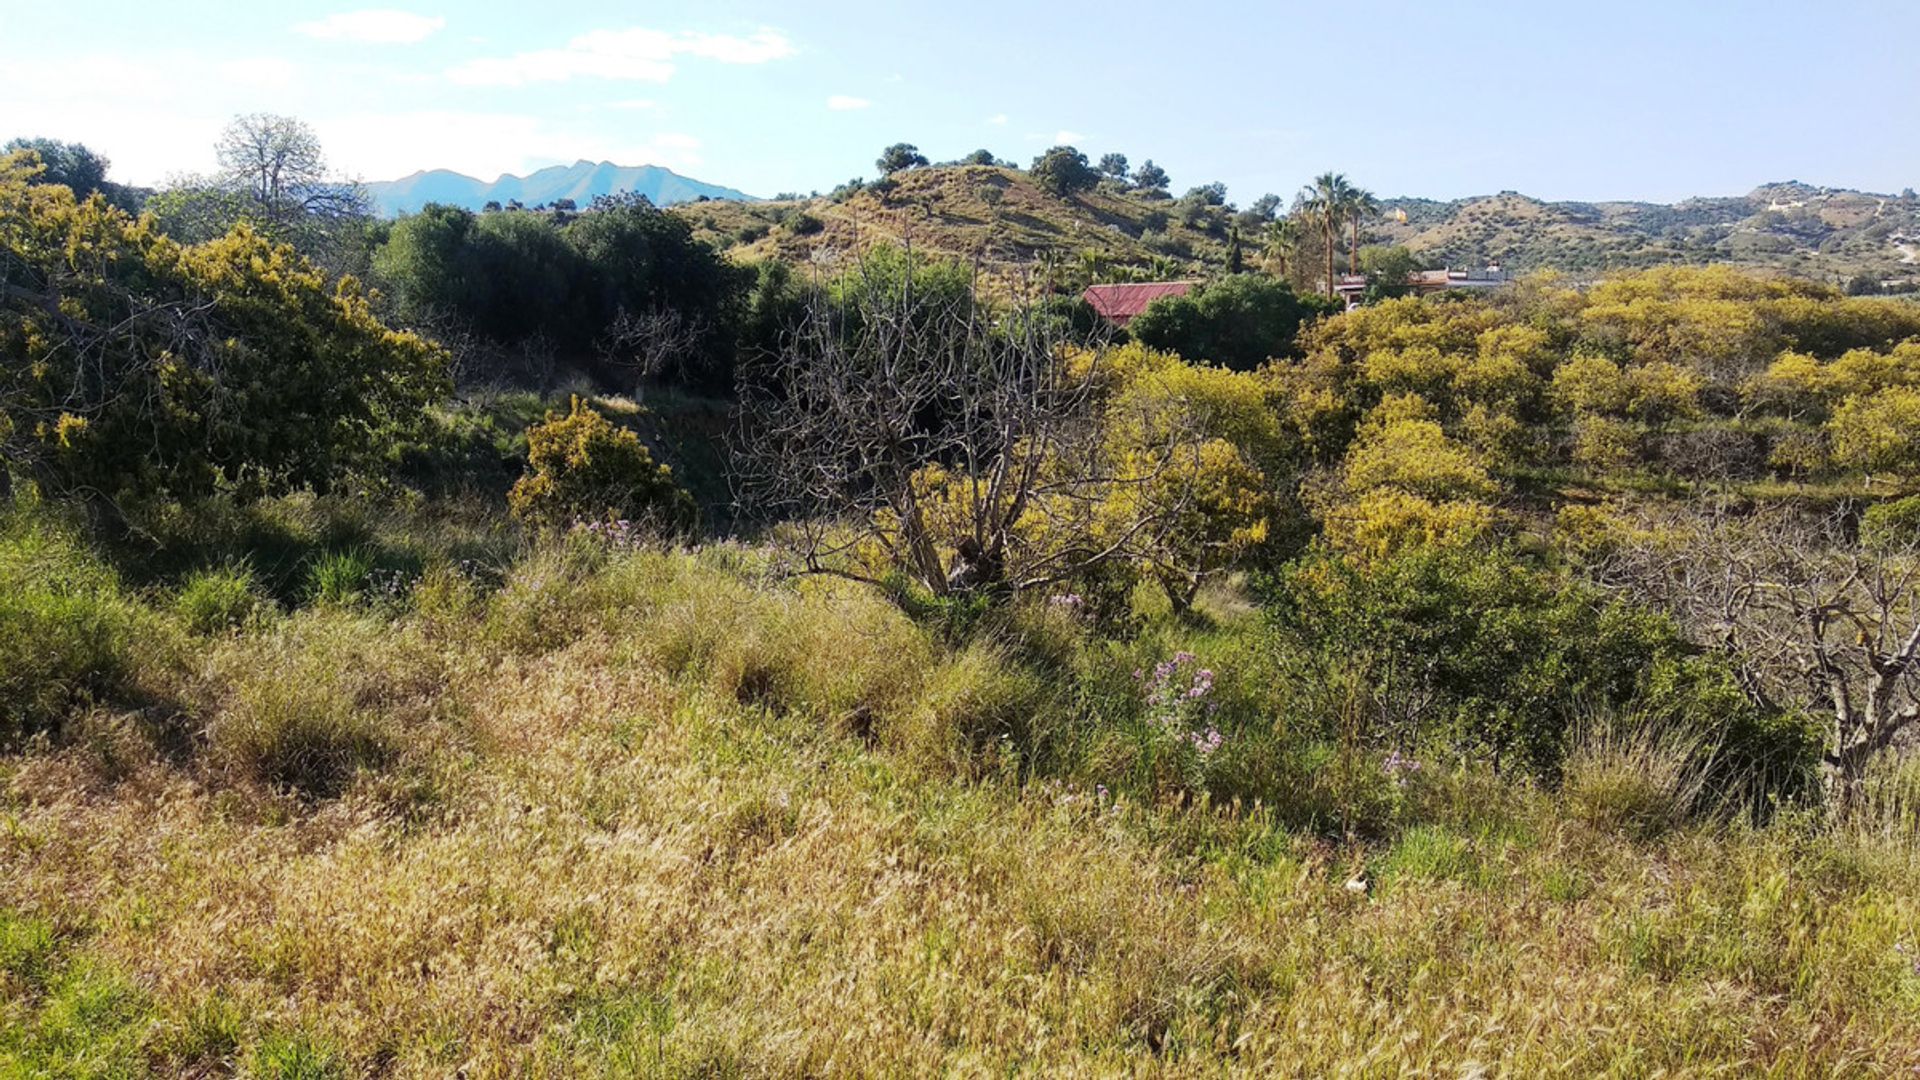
(1080, 281, 1198, 327)
(1333, 265, 1508, 308)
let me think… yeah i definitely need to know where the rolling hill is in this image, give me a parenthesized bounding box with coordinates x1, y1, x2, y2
(365, 160, 752, 216)
(1372, 181, 1920, 283)
(672, 165, 1239, 292)
(670, 167, 1920, 291)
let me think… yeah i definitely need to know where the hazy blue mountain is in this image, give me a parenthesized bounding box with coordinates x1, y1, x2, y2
(365, 161, 753, 216)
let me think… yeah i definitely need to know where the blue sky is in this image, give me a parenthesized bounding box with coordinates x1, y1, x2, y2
(2, 1, 1915, 203)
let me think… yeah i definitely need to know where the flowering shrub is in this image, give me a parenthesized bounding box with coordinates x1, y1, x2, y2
(508, 398, 695, 531)
(1137, 651, 1225, 777)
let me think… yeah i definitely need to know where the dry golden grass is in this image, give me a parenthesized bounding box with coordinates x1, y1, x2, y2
(678, 165, 1232, 291)
(4, 544, 1920, 1076)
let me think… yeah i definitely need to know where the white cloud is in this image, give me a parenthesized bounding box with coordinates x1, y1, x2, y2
(294, 10, 446, 44)
(986, 113, 1008, 126)
(447, 27, 793, 87)
(1054, 130, 1087, 145)
(603, 99, 658, 111)
(826, 95, 871, 111)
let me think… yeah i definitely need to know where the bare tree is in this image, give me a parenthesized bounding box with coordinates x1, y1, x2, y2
(729, 249, 1201, 598)
(214, 113, 367, 227)
(1605, 503, 1920, 817)
(149, 115, 368, 255)
(595, 305, 709, 396)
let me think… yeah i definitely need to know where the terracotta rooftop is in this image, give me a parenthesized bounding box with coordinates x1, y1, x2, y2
(1081, 281, 1199, 326)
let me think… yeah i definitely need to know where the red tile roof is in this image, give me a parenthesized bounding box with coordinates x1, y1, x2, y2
(1081, 281, 1198, 326)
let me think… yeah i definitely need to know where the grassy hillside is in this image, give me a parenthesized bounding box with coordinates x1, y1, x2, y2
(4, 509, 1918, 1075)
(677, 165, 1235, 289)
(674, 167, 1920, 289)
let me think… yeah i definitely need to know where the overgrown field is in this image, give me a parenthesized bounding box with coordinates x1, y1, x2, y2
(10, 151, 1920, 1075)
(3, 503, 1919, 1077)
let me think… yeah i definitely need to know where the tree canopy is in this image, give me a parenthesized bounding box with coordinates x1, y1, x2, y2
(1128, 275, 1331, 371)
(1029, 146, 1099, 197)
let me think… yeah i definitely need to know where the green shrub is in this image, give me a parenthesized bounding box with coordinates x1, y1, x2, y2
(1264, 545, 1759, 781)
(306, 549, 374, 606)
(1127, 274, 1327, 371)
(508, 399, 695, 531)
(1861, 494, 1920, 551)
(174, 565, 265, 634)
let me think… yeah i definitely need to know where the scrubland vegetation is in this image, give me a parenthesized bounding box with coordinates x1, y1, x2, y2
(6, 128, 1920, 1075)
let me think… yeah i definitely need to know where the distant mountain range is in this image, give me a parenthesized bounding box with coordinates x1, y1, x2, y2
(1369, 181, 1920, 282)
(364, 161, 753, 216)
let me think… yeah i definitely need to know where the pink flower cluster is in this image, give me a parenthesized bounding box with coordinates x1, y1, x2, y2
(1186, 726, 1224, 756)
(1138, 651, 1225, 758)
(572, 518, 647, 550)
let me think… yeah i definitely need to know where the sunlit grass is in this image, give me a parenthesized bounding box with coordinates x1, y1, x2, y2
(2, 525, 1918, 1074)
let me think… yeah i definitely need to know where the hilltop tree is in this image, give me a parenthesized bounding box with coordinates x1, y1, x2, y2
(1132, 159, 1170, 196)
(876, 142, 930, 175)
(1184, 182, 1228, 207)
(1097, 153, 1129, 181)
(961, 148, 999, 167)
(1029, 146, 1098, 197)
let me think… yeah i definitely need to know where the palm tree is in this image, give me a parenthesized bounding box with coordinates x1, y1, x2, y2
(1261, 217, 1297, 280)
(1298, 172, 1355, 300)
(1346, 188, 1379, 275)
